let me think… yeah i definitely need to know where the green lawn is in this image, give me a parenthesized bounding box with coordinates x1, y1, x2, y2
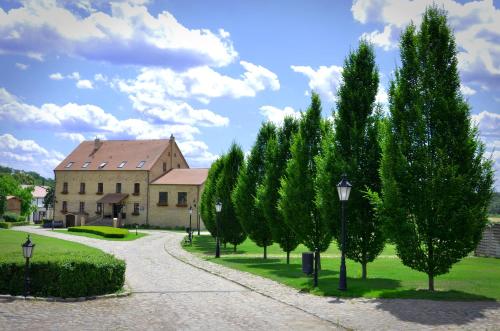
(55, 228, 147, 241)
(0, 229, 105, 260)
(185, 235, 500, 301)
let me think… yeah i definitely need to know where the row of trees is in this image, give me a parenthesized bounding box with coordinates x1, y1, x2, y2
(200, 6, 493, 290)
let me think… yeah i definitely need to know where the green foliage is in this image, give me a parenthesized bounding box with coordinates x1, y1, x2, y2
(279, 92, 331, 286)
(10, 221, 30, 226)
(0, 230, 125, 298)
(233, 122, 276, 258)
(2, 212, 20, 222)
(375, 6, 494, 290)
(43, 185, 55, 210)
(256, 117, 300, 263)
(216, 143, 246, 248)
(488, 192, 500, 215)
(316, 41, 384, 279)
(68, 226, 129, 238)
(200, 157, 224, 235)
(0, 165, 54, 186)
(0, 174, 34, 216)
(0, 222, 12, 229)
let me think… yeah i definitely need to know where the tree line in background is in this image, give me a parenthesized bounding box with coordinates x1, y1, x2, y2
(200, 6, 494, 291)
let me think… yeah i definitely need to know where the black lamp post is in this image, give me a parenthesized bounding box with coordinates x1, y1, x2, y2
(22, 235, 35, 297)
(194, 200, 200, 235)
(215, 201, 222, 258)
(188, 206, 193, 244)
(135, 224, 138, 236)
(337, 174, 352, 291)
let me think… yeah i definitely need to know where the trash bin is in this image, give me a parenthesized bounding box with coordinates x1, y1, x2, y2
(302, 252, 314, 275)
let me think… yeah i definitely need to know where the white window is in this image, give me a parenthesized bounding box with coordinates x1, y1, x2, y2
(118, 161, 127, 168)
(65, 162, 74, 168)
(98, 162, 107, 169)
(82, 161, 91, 168)
(136, 161, 146, 168)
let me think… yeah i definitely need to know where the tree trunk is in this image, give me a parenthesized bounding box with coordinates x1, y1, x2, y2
(313, 249, 320, 287)
(286, 251, 290, 264)
(263, 245, 267, 259)
(362, 262, 367, 280)
(234, 244, 237, 252)
(428, 273, 434, 291)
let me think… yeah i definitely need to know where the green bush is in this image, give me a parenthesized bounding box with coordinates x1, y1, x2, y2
(17, 216, 26, 222)
(0, 254, 125, 298)
(2, 213, 19, 222)
(0, 222, 12, 229)
(11, 221, 29, 227)
(68, 226, 128, 238)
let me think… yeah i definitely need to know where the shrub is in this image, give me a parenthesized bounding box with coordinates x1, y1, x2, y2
(10, 221, 29, 227)
(68, 226, 128, 238)
(17, 216, 26, 222)
(0, 254, 125, 298)
(2, 213, 19, 222)
(0, 222, 12, 229)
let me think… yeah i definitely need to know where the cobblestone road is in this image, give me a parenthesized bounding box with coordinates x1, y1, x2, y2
(2, 227, 499, 330)
(1, 227, 337, 331)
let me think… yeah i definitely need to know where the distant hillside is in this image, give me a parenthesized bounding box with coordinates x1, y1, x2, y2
(490, 192, 500, 216)
(0, 165, 54, 186)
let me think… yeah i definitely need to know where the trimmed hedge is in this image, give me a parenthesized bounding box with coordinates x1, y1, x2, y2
(0, 254, 125, 298)
(11, 221, 30, 227)
(2, 213, 19, 222)
(68, 226, 129, 238)
(0, 222, 12, 229)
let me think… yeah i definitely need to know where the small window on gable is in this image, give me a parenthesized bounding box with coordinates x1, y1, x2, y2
(65, 162, 74, 168)
(118, 161, 127, 168)
(174, 153, 177, 157)
(136, 161, 146, 168)
(82, 162, 91, 168)
(98, 162, 107, 169)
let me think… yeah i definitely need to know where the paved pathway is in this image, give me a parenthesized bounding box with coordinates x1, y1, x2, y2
(2, 227, 499, 330)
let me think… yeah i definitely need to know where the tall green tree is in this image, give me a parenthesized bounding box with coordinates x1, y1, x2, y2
(279, 93, 331, 286)
(316, 41, 384, 279)
(256, 117, 300, 263)
(216, 143, 246, 250)
(0, 174, 33, 217)
(372, 6, 493, 290)
(200, 157, 224, 235)
(233, 122, 276, 258)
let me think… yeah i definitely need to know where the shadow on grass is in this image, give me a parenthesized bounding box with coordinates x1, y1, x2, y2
(374, 292, 499, 326)
(189, 236, 249, 255)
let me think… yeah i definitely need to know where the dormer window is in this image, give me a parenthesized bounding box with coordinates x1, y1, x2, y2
(82, 162, 91, 168)
(65, 162, 74, 168)
(118, 161, 127, 168)
(136, 161, 146, 168)
(98, 162, 107, 169)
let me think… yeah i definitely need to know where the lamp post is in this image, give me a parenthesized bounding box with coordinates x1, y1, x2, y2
(194, 200, 200, 235)
(215, 201, 222, 258)
(22, 235, 35, 297)
(188, 205, 193, 244)
(135, 224, 138, 236)
(337, 174, 352, 291)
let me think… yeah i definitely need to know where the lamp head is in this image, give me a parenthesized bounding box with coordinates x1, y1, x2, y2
(22, 235, 35, 259)
(336, 174, 352, 201)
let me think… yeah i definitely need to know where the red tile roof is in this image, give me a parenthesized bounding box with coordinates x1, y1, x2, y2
(54, 139, 172, 171)
(151, 168, 208, 185)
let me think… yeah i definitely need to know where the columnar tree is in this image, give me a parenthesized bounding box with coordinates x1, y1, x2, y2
(316, 41, 384, 279)
(256, 117, 300, 264)
(373, 7, 493, 290)
(216, 143, 247, 251)
(233, 122, 276, 258)
(279, 93, 332, 286)
(200, 156, 225, 235)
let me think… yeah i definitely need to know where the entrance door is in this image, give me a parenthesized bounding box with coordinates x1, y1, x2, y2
(66, 214, 75, 227)
(113, 204, 120, 218)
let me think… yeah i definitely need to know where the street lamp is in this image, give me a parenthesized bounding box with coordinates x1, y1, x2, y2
(22, 235, 35, 297)
(135, 224, 138, 236)
(337, 174, 352, 291)
(194, 199, 200, 235)
(215, 201, 222, 258)
(188, 205, 193, 244)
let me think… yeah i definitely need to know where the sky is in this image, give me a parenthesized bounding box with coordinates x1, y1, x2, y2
(0, 0, 499, 189)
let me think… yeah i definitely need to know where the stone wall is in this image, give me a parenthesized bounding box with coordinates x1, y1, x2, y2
(475, 223, 500, 258)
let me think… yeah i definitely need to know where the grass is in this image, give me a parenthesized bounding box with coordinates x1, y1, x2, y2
(185, 235, 500, 301)
(56, 228, 147, 241)
(68, 225, 129, 238)
(0, 228, 106, 261)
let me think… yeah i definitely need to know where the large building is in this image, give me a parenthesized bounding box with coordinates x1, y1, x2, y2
(54, 135, 208, 229)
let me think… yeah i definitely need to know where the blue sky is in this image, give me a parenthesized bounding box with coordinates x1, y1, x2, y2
(0, 0, 499, 189)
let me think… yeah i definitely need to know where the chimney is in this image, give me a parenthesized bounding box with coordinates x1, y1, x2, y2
(90, 137, 103, 156)
(170, 134, 175, 141)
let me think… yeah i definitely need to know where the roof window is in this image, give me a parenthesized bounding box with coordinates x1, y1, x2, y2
(65, 162, 74, 168)
(118, 161, 127, 168)
(98, 162, 107, 169)
(82, 162, 91, 168)
(136, 161, 146, 168)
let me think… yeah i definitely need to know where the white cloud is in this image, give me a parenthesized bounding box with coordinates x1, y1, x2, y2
(472, 111, 500, 139)
(94, 73, 107, 82)
(460, 84, 477, 96)
(351, 0, 500, 91)
(375, 85, 389, 106)
(259, 105, 301, 125)
(178, 140, 218, 167)
(0, 1, 237, 68)
(15, 62, 28, 70)
(68, 72, 81, 80)
(0, 133, 64, 177)
(49, 72, 64, 80)
(76, 79, 93, 89)
(55, 132, 86, 143)
(291, 65, 343, 102)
